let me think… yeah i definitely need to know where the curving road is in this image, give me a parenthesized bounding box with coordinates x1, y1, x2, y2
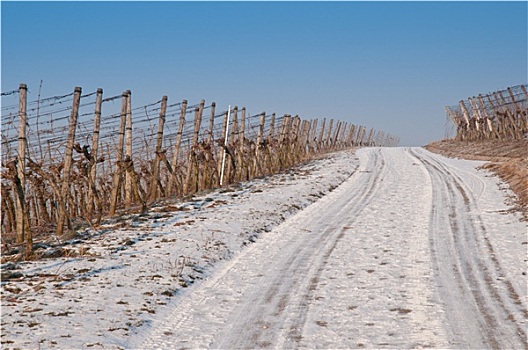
(140, 147, 527, 349)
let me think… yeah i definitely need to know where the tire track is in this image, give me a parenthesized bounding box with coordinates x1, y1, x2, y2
(216, 149, 389, 349)
(141, 149, 388, 349)
(410, 148, 527, 349)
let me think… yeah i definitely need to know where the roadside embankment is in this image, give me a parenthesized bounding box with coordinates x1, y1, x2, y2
(425, 139, 528, 219)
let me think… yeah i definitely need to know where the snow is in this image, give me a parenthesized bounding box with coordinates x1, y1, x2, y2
(1, 147, 526, 349)
(1, 150, 357, 349)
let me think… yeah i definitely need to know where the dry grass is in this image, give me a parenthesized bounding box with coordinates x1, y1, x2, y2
(425, 139, 528, 220)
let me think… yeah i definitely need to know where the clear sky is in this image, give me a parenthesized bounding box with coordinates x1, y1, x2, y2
(2, 1, 527, 146)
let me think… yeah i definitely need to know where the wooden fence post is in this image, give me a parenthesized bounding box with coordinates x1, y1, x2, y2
(359, 126, 366, 145)
(498, 91, 519, 139)
(56, 86, 82, 236)
(254, 112, 266, 177)
(477, 94, 495, 138)
(167, 99, 187, 196)
(332, 121, 342, 149)
(124, 91, 133, 207)
(14, 83, 29, 247)
(87, 88, 103, 218)
(268, 113, 276, 141)
(218, 110, 229, 186)
(347, 124, 355, 146)
(204, 102, 216, 188)
(226, 106, 238, 183)
(183, 100, 204, 195)
(317, 118, 326, 151)
(265, 113, 275, 174)
(308, 119, 317, 155)
(208, 102, 216, 145)
(459, 100, 473, 140)
(219, 106, 234, 186)
(324, 119, 333, 150)
(519, 86, 528, 133)
(507, 87, 525, 137)
(521, 85, 528, 100)
(148, 95, 167, 203)
(237, 107, 246, 181)
(276, 115, 290, 170)
(109, 91, 129, 216)
(289, 116, 300, 162)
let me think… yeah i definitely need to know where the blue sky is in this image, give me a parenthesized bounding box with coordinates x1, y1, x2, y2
(2, 1, 527, 146)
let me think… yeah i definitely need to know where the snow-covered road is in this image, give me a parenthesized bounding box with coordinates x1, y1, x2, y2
(140, 147, 527, 349)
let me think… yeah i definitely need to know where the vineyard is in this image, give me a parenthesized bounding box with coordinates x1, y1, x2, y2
(444, 84, 528, 141)
(1, 84, 399, 258)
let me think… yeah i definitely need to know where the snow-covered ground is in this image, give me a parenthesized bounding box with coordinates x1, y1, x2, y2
(137, 147, 527, 349)
(1, 150, 357, 349)
(1, 147, 527, 349)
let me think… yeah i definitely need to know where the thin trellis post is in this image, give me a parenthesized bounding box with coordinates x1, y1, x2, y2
(255, 112, 266, 177)
(167, 99, 187, 196)
(268, 113, 275, 141)
(109, 91, 129, 216)
(88, 88, 103, 218)
(218, 110, 229, 186)
(317, 118, 326, 151)
(124, 91, 133, 207)
(148, 95, 168, 203)
(204, 102, 216, 188)
(56, 86, 82, 236)
(183, 100, 204, 195)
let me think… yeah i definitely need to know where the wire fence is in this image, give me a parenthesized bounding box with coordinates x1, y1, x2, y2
(444, 84, 528, 141)
(1, 83, 399, 257)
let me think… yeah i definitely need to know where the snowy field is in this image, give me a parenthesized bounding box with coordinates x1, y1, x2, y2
(1, 147, 526, 349)
(1, 150, 357, 349)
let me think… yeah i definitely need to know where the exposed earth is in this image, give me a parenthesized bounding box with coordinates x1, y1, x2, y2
(426, 139, 528, 219)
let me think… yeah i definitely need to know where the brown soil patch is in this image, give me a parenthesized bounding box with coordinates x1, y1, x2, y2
(425, 139, 527, 220)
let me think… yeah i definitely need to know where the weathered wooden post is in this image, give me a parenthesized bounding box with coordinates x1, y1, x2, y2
(268, 113, 276, 141)
(498, 91, 519, 139)
(468, 98, 482, 139)
(109, 91, 129, 216)
(204, 102, 216, 188)
(148, 96, 168, 203)
(477, 95, 494, 138)
(255, 112, 266, 176)
(324, 119, 334, 150)
(485, 94, 500, 138)
(346, 124, 355, 146)
(507, 87, 525, 137)
(183, 100, 204, 195)
(520, 86, 528, 133)
(277, 115, 290, 170)
(14, 83, 29, 246)
(124, 91, 133, 207)
(357, 126, 365, 145)
(56, 86, 82, 236)
(167, 99, 187, 196)
(226, 106, 238, 183)
(290, 116, 300, 162)
(317, 118, 326, 151)
(332, 121, 342, 149)
(307, 119, 317, 154)
(265, 113, 276, 174)
(219, 107, 231, 186)
(459, 100, 472, 140)
(303, 120, 312, 156)
(237, 107, 246, 181)
(217, 110, 229, 186)
(87, 88, 103, 216)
